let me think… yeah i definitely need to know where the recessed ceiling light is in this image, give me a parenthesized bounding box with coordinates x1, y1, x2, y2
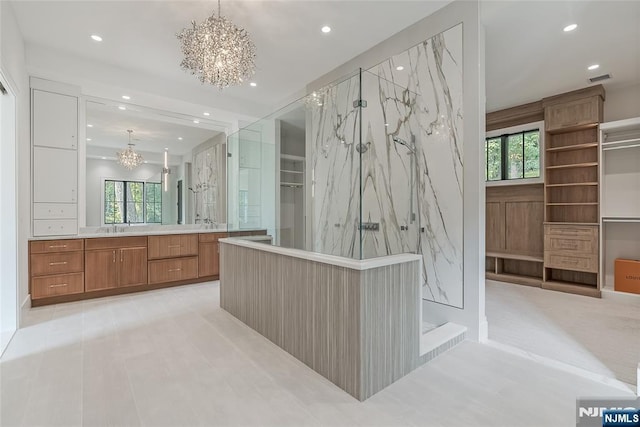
(87, 124, 93, 128)
(193, 120, 199, 124)
(91, 34, 103, 42)
(178, 137, 183, 140)
(384, 123, 389, 127)
(101, 157, 106, 160)
(118, 106, 126, 110)
(321, 26, 331, 33)
(203, 112, 210, 116)
(588, 64, 600, 71)
(122, 95, 130, 100)
(164, 147, 168, 151)
(144, 161, 148, 164)
(563, 24, 577, 32)
(250, 82, 257, 87)
(396, 66, 404, 71)
(86, 138, 92, 141)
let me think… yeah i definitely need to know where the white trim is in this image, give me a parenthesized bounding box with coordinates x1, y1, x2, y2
(219, 238, 422, 271)
(485, 120, 544, 186)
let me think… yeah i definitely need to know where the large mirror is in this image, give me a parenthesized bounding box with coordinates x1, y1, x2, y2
(84, 98, 227, 226)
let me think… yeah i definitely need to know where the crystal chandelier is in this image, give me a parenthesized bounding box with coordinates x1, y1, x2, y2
(177, 0, 256, 89)
(117, 130, 143, 170)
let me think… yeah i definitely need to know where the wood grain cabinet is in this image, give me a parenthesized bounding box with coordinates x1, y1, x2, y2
(545, 95, 603, 132)
(148, 234, 198, 259)
(148, 257, 198, 284)
(29, 239, 84, 300)
(85, 237, 147, 292)
(198, 233, 224, 278)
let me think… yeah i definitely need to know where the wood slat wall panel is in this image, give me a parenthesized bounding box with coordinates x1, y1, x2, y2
(220, 242, 420, 401)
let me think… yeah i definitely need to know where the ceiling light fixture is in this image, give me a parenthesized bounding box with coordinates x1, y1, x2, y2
(588, 64, 600, 70)
(163, 149, 171, 192)
(203, 112, 210, 116)
(178, 137, 183, 140)
(396, 66, 404, 71)
(193, 120, 200, 124)
(177, 0, 256, 89)
(250, 82, 257, 87)
(122, 95, 131, 100)
(86, 138, 92, 141)
(563, 24, 577, 32)
(91, 34, 103, 42)
(87, 124, 93, 128)
(118, 106, 126, 110)
(117, 129, 143, 170)
(101, 157, 106, 160)
(321, 26, 331, 33)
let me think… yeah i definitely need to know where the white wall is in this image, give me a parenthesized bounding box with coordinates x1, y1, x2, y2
(604, 83, 640, 122)
(307, 1, 486, 340)
(0, 1, 30, 327)
(85, 159, 176, 226)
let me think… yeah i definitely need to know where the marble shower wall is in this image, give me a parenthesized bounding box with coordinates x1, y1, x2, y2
(193, 143, 225, 225)
(311, 24, 463, 308)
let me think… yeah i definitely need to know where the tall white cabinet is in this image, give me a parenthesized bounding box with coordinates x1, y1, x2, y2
(599, 117, 640, 294)
(31, 79, 80, 236)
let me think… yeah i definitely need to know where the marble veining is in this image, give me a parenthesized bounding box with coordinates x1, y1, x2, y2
(193, 144, 224, 226)
(310, 24, 464, 308)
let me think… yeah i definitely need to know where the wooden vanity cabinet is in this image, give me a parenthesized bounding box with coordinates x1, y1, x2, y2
(148, 234, 199, 284)
(84, 236, 147, 291)
(29, 239, 85, 300)
(198, 233, 224, 278)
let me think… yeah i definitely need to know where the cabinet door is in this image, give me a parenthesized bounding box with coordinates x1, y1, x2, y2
(85, 249, 118, 291)
(118, 247, 147, 287)
(198, 242, 219, 277)
(33, 90, 78, 150)
(545, 96, 601, 131)
(33, 147, 77, 203)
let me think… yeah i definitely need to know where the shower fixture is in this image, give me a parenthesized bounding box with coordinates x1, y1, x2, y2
(392, 134, 417, 224)
(392, 135, 416, 154)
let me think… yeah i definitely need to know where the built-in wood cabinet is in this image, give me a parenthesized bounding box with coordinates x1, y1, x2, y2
(31, 79, 80, 237)
(29, 239, 84, 301)
(29, 230, 267, 306)
(85, 237, 148, 291)
(545, 95, 603, 132)
(198, 233, 224, 277)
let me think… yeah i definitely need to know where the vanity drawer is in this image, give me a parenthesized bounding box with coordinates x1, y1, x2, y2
(199, 233, 226, 242)
(33, 203, 77, 220)
(545, 235, 597, 254)
(31, 273, 84, 299)
(148, 256, 198, 284)
(30, 251, 83, 276)
(148, 234, 198, 259)
(30, 239, 84, 254)
(33, 219, 77, 236)
(544, 252, 598, 273)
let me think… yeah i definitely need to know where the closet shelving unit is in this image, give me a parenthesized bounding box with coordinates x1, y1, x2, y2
(599, 117, 640, 297)
(541, 90, 604, 297)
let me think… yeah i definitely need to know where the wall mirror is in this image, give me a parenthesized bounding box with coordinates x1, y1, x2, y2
(84, 98, 228, 227)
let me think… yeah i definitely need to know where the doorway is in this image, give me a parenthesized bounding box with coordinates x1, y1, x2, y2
(0, 74, 18, 355)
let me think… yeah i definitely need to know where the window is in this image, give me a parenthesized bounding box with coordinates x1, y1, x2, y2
(485, 128, 541, 182)
(104, 180, 161, 224)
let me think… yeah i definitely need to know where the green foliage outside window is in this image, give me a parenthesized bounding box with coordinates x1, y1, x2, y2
(104, 180, 161, 224)
(485, 130, 540, 181)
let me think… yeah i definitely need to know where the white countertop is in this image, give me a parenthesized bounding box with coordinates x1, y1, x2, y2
(219, 238, 422, 271)
(29, 227, 266, 241)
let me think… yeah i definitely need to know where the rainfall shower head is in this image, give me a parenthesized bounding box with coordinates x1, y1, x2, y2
(392, 135, 416, 154)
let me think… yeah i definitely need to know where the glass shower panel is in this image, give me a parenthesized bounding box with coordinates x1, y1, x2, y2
(359, 69, 423, 260)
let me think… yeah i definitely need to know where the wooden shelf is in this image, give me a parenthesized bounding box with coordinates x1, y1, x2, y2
(546, 162, 598, 170)
(546, 142, 598, 152)
(486, 272, 541, 288)
(542, 280, 601, 298)
(546, 182, 598, 188)
(486, 251, 543, 263)
(544, 222, 599, 226)
(547, 203, 598, 206)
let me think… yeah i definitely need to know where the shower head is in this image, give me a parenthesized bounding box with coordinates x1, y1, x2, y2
(392, 135, 416, 154)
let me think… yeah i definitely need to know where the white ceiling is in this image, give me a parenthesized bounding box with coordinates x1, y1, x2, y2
(86, 100, 220, 155)
(9, 1, 640, 117)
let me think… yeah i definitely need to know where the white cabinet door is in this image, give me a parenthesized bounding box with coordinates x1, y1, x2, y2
(33, 147, 77, 203)
(33, 90, 78, 150)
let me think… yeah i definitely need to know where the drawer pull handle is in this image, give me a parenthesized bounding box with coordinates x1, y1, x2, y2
(49, 283, 68, 288)
(168, 268, 182, 272)
(49, 261, 68, 266)
(168, 245, 181, 248)
(559, 243, 579, 249)
(48, 245, 67, 249)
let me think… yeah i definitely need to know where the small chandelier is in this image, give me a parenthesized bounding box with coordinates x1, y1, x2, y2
(177, 0, 256, 89)
(117, 130, 143, 170)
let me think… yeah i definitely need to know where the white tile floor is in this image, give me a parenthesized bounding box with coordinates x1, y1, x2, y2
(1, 281, 635, 427)
(486, 280, 640, 385)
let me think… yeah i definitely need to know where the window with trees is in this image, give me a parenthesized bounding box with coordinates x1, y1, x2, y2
(485, 129, 541, 182)
(104, 180, 161, 224)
